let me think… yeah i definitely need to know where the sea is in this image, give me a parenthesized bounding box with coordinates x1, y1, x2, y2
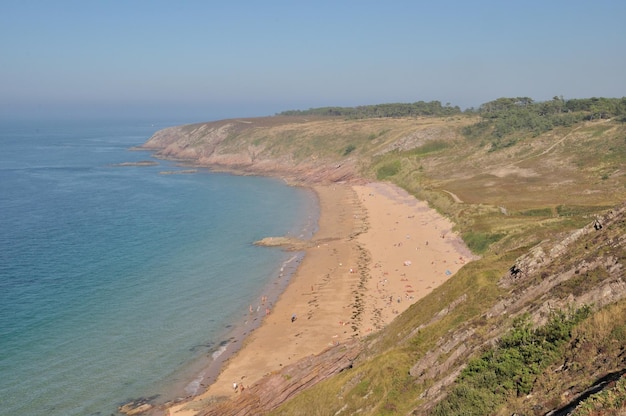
(0, 119, 318, 416)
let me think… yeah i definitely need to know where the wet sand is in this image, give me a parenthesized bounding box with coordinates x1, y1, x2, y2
(166, 182, 475, 415)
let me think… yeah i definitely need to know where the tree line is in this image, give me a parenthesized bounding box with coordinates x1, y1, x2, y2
(474, 96, 626, 120)
(278, 101, 462, 118)
(279, 96, 625, 122)
(278, 97, 625, 151)
(463, 96, 626, 150)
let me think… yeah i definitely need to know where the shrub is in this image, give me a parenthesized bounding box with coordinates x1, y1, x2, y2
(432, 308, 591, 415)
(462, 231, 505, 254)
(377, 161, 401, 179)
(343, 144, 356, 156)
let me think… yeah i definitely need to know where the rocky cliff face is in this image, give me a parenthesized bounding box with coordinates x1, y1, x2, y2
(140, 116, 626, 415)
(143, 118, 363, 184)
(412, 204, 626, 413)
(159, 204, 624, 416)
(196, 340, 362, 416)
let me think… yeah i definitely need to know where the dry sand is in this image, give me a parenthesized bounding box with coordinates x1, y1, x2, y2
(167, 182, 475, 415)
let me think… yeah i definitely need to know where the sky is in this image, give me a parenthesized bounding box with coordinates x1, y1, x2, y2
(1, 0, 625, 122)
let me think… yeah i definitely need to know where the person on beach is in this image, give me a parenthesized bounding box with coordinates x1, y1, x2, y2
(291, 314, 297, 323)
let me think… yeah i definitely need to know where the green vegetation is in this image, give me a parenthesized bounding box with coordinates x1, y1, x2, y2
(462, 231, 506, 254)
(519, 207, 554, 217)
(162, 96, 626, 415)
(495, 299, 626, 416)
(279, 97, 625, 415)
(463, 96, 626, 151)
(573, 375, 626, 415)
(271, 253, 510, 416)
(406, 139, 449, 156)
(274, 96, 626, 414)
(376, 160, 401, 179)
(553, 267, 612, 298)
(556, 205, 611, 217)
(343, 144, 356, 156)
(278, 100, 462, 118)
(433, 308, 591, 416)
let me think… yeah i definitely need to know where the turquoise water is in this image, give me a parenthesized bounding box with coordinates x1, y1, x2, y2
(0, 120, 317, 416)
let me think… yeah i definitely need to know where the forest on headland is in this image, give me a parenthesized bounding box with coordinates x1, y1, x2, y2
(279, 96, 626, 121)
(280, 96, 626, 152)
(275, 98, 626, 415)
(141, 96, 626, 416)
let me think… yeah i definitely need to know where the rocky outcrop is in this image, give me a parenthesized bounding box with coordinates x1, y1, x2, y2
(495, 204, 626, 326)
(196, 339, 362, 416)
(111, 160, 159, 167)
(143, 121, 234, 159)
(140, 117, 626, 415)
(142, 119, 364, 184)
(373, 125, 458, 156)
(410, 203, 626, 413)
(118, 397, 156, 415)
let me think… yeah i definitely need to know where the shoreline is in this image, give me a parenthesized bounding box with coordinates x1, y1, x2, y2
(159, 251, 307, 405)
(164, 181, 476, 415)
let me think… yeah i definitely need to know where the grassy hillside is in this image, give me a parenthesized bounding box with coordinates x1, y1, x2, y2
(265, 111, 626, 414)
(147, 98, 626, 415)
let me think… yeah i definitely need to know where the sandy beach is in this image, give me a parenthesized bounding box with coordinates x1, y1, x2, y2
(167, 181, 474, 415)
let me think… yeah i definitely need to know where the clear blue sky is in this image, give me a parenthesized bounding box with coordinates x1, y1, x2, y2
(1, 0, 625, 121)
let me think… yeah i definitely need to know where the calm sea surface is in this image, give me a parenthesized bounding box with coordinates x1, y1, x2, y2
(0, 120, 318, 416)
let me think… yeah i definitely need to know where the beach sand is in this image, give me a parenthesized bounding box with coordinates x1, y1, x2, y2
(166, 182, 475, 415)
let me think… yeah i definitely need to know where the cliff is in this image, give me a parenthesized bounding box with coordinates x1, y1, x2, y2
(180, 205, 625, 416)
(140, 111, 626, 415)
(143, 117, 356, 184)
(142, 115, 472, 185)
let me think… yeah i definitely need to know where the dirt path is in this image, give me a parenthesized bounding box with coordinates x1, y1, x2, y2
(442, 189, 463, 203)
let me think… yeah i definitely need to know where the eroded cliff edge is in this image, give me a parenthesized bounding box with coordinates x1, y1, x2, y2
(136, 114, 626, 415)
(142, 117, 363, 184)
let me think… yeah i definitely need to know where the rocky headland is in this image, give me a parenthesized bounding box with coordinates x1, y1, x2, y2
(135, 111, 626, 416)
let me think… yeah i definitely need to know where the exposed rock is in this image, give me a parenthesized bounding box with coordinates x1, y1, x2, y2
(159, 169, 197, 175)
(139, 117, 626, 415)
(374, 125, 458, 155)
(410, 327, 474, 378)
(253, 236, 310, 250)
(410, 203, 626, 413)
(111, 160, 159, 167)
(118, 398, 155, 415)
(254, 236, 340, 251)
(141, 120, 365, 185)
(404, 293, 467, 342)
(196, 339, 362, 416)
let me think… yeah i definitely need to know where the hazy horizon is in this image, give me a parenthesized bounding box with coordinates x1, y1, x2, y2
(2, 1, 625, 122)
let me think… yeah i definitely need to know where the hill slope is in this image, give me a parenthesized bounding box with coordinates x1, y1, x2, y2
(142, 108, 626, 415)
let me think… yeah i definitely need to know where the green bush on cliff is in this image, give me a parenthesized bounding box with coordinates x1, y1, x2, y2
(376, 161, 401, 179)
(343, 144, 357, 156)
(463, 96, 626, 151)
(432, 307, 591, 416)
(462, 231, 505, 254)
